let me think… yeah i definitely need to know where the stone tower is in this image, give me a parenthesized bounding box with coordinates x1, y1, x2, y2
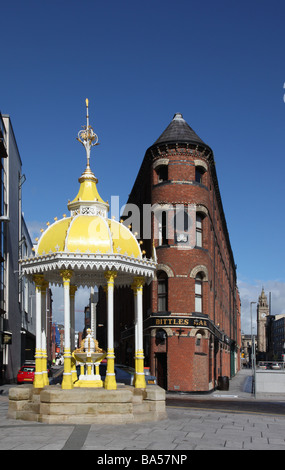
(257, 288, 269, 356)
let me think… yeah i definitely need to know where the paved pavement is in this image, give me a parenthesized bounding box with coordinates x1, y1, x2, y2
(1, 369, 285, 451)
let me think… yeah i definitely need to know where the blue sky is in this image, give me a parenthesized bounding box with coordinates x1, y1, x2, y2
(1, 0, 285, 332)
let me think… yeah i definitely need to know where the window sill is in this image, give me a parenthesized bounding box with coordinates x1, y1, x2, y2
(152, 311, 171, 316)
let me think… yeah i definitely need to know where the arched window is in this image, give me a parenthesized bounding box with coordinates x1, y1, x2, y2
(195, 273, 203, 313)
(174, 209, 191, 244)
(157, 271, 168, 312)
(195, 166, 205, 184)
(153, 158, 169, 185)
(196, 211, 207, 248)
(161, 211, 168, 245)
(156, 329, 167, 344)
(156, 165, 168, 183)
(195, 332, 202, 347)
(157, 210, 168, 246)
(196, 214, 203, 247)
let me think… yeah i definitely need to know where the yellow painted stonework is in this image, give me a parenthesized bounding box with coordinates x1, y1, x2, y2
(104, 349, 117, 390)
(134, 350, 146, 389)
(33, 349, 44, 389)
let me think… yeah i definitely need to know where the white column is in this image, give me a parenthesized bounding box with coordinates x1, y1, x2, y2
(41, 281, 49, 386)
(70, 285, 77, 351)
(90, 286, 97, 338)
(33, 275, 44, 388)
(132, 277, 146, 388)
(60, 270, 73, 389)
(107, 283, 114, 351)
(136, 284, 144, 351)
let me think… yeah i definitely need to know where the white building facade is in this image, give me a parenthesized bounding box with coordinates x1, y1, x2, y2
(0, 114, 35, 384)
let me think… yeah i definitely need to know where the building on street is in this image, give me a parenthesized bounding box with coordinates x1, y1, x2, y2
(0, 113, 35, 384)
(273, 314, 285, 360)
(97, 112, 241, 392)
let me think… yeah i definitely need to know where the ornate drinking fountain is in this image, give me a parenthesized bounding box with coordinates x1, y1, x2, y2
(8, 100, 166, 424)
(72, 329, 106, 388)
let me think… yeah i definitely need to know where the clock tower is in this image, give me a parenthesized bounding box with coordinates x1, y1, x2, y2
(257, 288, 269, 357)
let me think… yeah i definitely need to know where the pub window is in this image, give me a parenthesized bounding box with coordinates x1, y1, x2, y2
(157, 271, 168, 312)
(195, 273, 203, 313)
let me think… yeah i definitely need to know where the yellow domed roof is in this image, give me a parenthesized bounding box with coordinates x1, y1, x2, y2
(37, 217, 71, 254)
(36, 215, 141, 258)
(21, 101, 157, 289)
(35, 100, 142, 261)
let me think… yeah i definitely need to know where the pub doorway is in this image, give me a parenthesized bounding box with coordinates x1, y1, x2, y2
(155, 352, 167, 390)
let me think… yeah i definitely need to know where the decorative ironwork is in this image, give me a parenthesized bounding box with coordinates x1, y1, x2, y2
(77, 99, 99, 170)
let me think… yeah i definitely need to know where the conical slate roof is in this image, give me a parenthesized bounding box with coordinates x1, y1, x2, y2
(152, 113, 210, 150)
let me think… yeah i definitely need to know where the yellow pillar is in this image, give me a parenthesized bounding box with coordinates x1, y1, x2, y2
(60, 269, 74, 390)
(33, 275, 45, 388)
(104, 270, 117, 390)
(71, 354, 77, 383)
(86, 357, 93, 376)
(132, 277, 146, 389)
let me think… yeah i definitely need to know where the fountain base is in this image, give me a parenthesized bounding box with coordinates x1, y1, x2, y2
(7, 384, 167, 424)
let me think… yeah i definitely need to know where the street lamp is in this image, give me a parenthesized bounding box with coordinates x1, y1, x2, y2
(250, 301, 257, 397)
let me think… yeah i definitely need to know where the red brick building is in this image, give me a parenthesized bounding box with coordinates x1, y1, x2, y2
(97, 113, 241, 392)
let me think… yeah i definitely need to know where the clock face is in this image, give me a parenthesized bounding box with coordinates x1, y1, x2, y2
(261, 313, 266, 318)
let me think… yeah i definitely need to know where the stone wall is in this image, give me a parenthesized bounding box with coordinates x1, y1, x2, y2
(256, 371, 285, 395)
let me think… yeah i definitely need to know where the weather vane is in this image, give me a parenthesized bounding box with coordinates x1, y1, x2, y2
(77, 98, 99, 170)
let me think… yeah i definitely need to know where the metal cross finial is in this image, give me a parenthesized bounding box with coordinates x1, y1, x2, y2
(77, 98, 99, 170)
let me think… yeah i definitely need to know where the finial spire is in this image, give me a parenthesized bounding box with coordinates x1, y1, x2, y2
(77, 98, 99, 172)
(69, 99, 109, 216)
(86, 98, 90, 129)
